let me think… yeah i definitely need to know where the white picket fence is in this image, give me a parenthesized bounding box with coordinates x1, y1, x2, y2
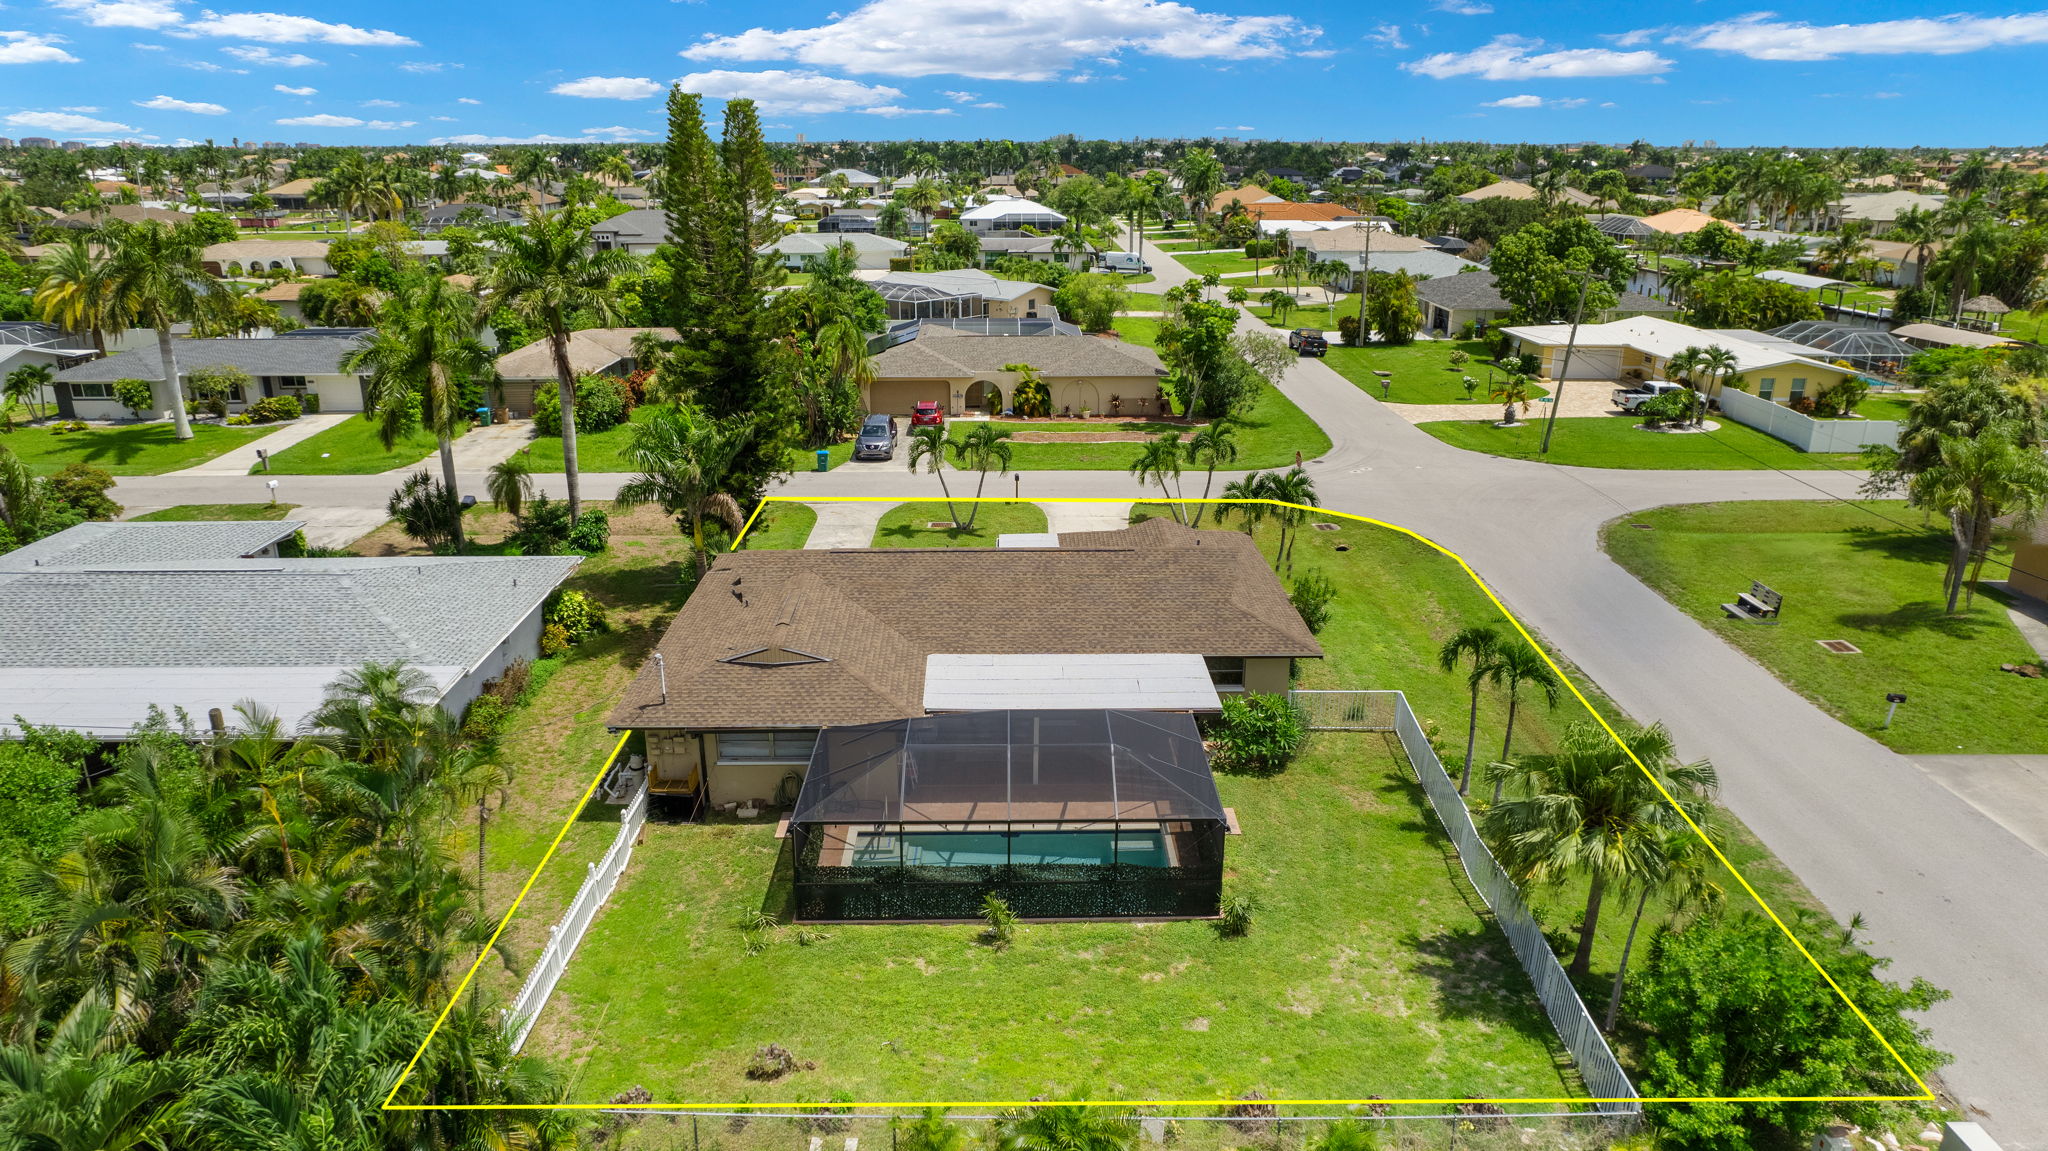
(503, 775, 649, 1052)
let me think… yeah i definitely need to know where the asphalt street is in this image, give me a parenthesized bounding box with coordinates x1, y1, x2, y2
(105, 230, 2048, 1143)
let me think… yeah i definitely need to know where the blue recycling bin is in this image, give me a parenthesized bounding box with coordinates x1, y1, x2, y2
(815, 448, 830, 472)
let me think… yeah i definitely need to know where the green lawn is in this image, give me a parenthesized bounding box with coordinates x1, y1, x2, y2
(130, 502, 299, 521)
(516, 405, 657, 475)
(1152, 239, 1213, 252)
(1603, 500, 2045, 754)
(1833, 394, 1917, 423)
(1246, 293, 1356, 332)
(1172, 251, 1266, 278)
(4, 421, 278, 476)
(871, 499, 1048, 546)
(1324, 340, 1548, 406)
(259, 417, 459, 475)
(1118, 290, 1172, 312)
(1998, 309, 2047, 343)
(736, 501, 816, 550)
(1419, 416, 1866, 470)
(1110, 316, 1160, 347)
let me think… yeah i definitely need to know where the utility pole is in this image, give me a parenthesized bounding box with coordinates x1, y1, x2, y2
(1355, 220, 1373, 341)
(1538, 269, 1596, 456)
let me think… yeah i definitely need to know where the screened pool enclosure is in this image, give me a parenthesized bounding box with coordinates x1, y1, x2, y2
(788, 710, 1227, 922)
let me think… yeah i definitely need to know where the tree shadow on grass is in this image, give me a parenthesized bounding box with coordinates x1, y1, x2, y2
(1836, 599, 2004, 640)
(874, 522, 991, 547)
(1839, 522, 1950, 565)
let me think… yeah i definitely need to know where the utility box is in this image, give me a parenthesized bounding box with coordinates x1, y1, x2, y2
(1942, 1124, 2004, 1151)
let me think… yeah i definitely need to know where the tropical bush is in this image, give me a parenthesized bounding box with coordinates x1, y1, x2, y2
(979, 893, 1018, 950)
(544, 588, 610, 646)
(386, 470, 462, 553)
(1218, 892, 1257, 938)
(114, 378, 155, 417)
(460, 693, 512, 742)
(531, 374, 631, 436)
(246, 394, 302, 423)
(1289, 569, 1337, 634)
(45, 461, 121, 523)
(1210, 692, 1310, 775)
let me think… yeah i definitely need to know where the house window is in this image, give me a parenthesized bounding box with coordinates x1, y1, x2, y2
(717, 730, 819, 764)
(1758, 377, 1776, 399)
(1790, 377, 1807, 400)
(273, 375, 308, 392)
(69, 381, 116, 400)
(1204, 656, 1246, 691)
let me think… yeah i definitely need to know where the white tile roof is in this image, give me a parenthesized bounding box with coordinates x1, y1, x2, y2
(1499, 315, 1840, 375)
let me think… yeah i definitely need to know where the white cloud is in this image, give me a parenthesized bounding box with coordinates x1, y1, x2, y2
(48, 0, 183, 29)
(430, 114, 456, 121)
(581, 125, 655, 138)
(364, 119, 414, 129)
(398, 61, 454, 73)
(457, 96, 480, 104)
(224, 44, 319, 65)
(431, 132, 590, 144)
(1367, 23, 1406, 49)
(971, 100, 1003, 108)
(1480, 93, 1588, 108)
(133, 41, 164, 48)
(136, 93, 227, 113)
(176, 12, 414, 44)
(551, 75, 662, 99)
(1431, 0, 1492, 13)
(676, 67, 950, 115)
(679, 0, 1318, 80)
(173, 57, 237, 71)
(273, 82, 314, 94)
(0, 30, 80, 64)
(63, 105, 100, 112)
(7, 109, 134, 132)
(1404, 34, 1672, 79)
(276, 112, 360, 126)
(1213, 124, 1253, 131)
(361, 98, 400, 107)
(1668, 11, 2048, 61)
(941, 89, 978, 102)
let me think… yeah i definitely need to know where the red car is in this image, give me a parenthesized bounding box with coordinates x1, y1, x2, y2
(911, 400, 945, 428)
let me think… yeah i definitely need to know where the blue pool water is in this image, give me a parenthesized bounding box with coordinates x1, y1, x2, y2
(851, 830, 1169, 868)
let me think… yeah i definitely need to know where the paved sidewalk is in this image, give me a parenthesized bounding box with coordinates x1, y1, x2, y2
(170, 412, 349, 476)
(295, 507, 393, 549)
(1382, 392, 1629, 425)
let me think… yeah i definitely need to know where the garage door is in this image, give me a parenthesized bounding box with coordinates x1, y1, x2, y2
(870, 379, 947, 416)
(1557, 348, 1622, 379)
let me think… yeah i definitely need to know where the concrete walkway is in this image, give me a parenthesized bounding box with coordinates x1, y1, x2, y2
(1383, 391, 1626, 425)
(403, 421, 533, 475)
(170, 412, 350, 476)
(1039, 500, 1132, 537)
(803, 500, 888, 549)
(1909, 755, 2048, 858)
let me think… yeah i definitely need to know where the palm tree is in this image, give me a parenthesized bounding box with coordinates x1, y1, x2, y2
(1910, 421, 2048, 613)
(1490, 374, 1535, 426)
(1601, 820, 1724, 1032)
(1695, 345, 1739, 426)
(5, 363, 53, 424)
(1437, 625, 1504, 795)
(614, 405, 753, 577)
(102, 221, 225, 441)
(1262, 465, 1319, 571)
(1129, 431, 1186, 522)
(1260, 288, 1294, 327)
(896, 1109, 970, 1151)
(1001, 1102, 1138, 1151)
(1887, 205, 1944, 289)
(32, 234, 117, 355)
(1479, 722, 1718, 978)
(907, 424, 959, 525)
(1212, 474, 1269, 541)
(487, 451, 535, 518)
(341, 275, 494, 551)
(1488, 643, 1562, 802)
(483, 212, 636, 522)
(949, 424, 1014, 530)
(1181, 420, 1238, 527)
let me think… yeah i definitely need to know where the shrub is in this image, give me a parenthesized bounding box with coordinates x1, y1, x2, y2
(1218, 892, 1257, 938)
(539, 621, 571, 658)
(1335, 313, 1360, 346)
(245, 394, 302, 423)
(114, 379, 155, 417)
(544, 588, 609, 644)
(277, 529, 309, 557)
(979, 893, 1018, 950)
(509, 493, 573, 555)
(743, 1043, 806, 1081)
(1447, 349, 1470, 368)
(487, 659, 533, 704)
(1288, 569, 1337, 635)
(567, 507, 610, 553)
(461, 693, 512, 742)
(224, 414, 252, 426)
(531, 374, 631, 436)
(386, 470, 462, 554)
(1211, 693, 1309, 775)
(46, 462, 120, 522)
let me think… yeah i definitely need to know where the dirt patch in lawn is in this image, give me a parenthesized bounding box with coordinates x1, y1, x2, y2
(1011, 430, 1158, 443)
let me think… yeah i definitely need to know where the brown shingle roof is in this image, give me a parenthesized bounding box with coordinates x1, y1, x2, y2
(493, 327, 677, 380)
(608, 522, 1321, 732)
(1297, 227, 1435, 254)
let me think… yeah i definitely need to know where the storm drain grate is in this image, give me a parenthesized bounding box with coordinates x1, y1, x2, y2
(925, 521, 957, 529)
(1817, 639, 1862, 654)
(1313, 523, 1341, 532)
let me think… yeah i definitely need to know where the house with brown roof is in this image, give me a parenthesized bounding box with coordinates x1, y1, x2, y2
(493, 327, 676, 417)
(866, 327, 1167, 417)
(609, 518, 1322, 808)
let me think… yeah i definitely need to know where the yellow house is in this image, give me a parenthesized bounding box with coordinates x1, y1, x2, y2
(866, 329, 1168, 417)
(1500, 316, 1858, 403)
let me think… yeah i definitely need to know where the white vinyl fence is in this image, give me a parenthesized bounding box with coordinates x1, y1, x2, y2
(1717, 386, 1901, 453)
(504, 776, 649, 1052)
(1291, 689, 1641, 1113)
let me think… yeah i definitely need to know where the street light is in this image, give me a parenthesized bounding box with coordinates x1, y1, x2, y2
(1538, 269, 1597, 456)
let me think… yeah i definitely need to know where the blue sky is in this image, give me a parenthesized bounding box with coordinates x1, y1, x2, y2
(3, 0, 2046, 148)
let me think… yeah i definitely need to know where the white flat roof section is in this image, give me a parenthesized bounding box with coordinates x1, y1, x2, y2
(923, 653, 1222, 713)
(997, 532, 1061, 548)
(0, 665, 466, 738)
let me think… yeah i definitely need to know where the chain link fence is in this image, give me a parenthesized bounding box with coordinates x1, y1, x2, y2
(1288, 690, 1399, 732)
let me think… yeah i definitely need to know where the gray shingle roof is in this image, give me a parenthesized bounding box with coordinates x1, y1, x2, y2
(56, 337, 366, 381)
(1414, 270, 1676, 316)
(0, 521, 301, 569)
(589, 207, 666, 239)
(872, 333, 1164, 379)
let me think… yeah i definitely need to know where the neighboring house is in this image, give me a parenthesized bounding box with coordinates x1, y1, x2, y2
(959, 195, 1066, 234)
(0, 520, 578, 738)
(50, 204, 192, 230)
(264, 177, 318, 210)
(255, 280, 310, 325)
(821, 167, 885, 191)
(864, 326, 1164, 416)
(1833, 190, 1946, 229)
(1239, 202, 1365, 224)
(1209, 184, 1282, 214)
(201, 240, 335, 277)
(1414, 270, 1676, 336)
(1626, 164, 1677, 186)
(1457, 179, 1600, 209)
(864, 269, 1055, 324)
(493, 327, 677, 417)
(1636, 208, 1736, 235)
(52, 336, 370, 418)
(588, 208, 666, 255)
(1498, 315, 1858, 402)
(2008, 518, 2048, 607)
(420, 202, 523, 232)
(608, 517, 1321, 805)
(1324, 248, 1477, 291)
(817, 208, 880, 233)
(759, 232, 910, 270)
(975, 233, 1095, 269)
(1862, 239, 1941, 288)
(1293, 226, 1435, 258)
(1591, 213, 1657, 241)
(0, 323, 97, 407)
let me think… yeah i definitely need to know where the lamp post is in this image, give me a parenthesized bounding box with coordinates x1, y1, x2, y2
(1538, 269, 1597, 456)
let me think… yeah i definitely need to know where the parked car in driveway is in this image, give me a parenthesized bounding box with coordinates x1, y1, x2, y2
(854, 413, 899, 460)
(911, 401, 945, 428)
(1288, 329, 1328, 357)
(1611, 381, 1687, 411)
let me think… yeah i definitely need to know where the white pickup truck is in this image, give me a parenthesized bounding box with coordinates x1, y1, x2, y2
(1611, 381, 1688, 411)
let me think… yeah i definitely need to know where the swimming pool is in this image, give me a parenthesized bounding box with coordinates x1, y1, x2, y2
(850, 829, 1170, 868)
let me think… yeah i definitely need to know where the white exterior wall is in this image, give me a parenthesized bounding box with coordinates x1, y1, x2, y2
(440, 599, 548, 720)
(1717, 386, 1903, 452)
(308, 372, 368, 413)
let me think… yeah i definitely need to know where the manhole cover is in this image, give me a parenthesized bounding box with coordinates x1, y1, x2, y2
(925, 521, 957, 529)
(1313, 523, 1340, 532)
(1817, 639, 1862, 654)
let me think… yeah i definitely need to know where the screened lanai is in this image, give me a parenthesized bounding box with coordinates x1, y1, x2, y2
(788, 710, 1228, 922)
(1763, 320, 1920, 377)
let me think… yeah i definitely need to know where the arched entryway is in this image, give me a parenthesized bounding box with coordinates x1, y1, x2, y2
(965, 380, 1002, 414)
